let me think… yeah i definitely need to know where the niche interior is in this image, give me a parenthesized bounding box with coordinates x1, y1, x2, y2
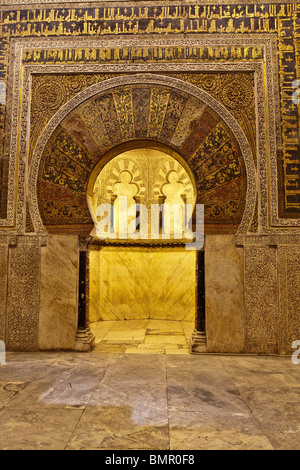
(88, 146, 198, 351)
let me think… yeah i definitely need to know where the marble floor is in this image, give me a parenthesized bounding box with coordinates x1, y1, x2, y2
(90, 320, 195, 354)
(0, 352, 299, 450)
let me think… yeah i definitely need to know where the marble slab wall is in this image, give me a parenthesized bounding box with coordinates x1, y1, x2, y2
(6, 237, 40, 351)
(98, 248, 150, 321)
(149, 250, 196, 321)
(0, 240, 8, 343)
(92, 247, 196, 322)
(205, 235, 245, 353)
(39, 235, 78, 350)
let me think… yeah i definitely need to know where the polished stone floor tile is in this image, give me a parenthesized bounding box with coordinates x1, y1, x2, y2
(164, 347, 189, 355)
(131, 346, 166, 354)
(100, 355, 167, 385)
(4, 367, 105, 409)
(0, 358, 56, 382)
(167, 381, 248, 415)
(0, 352, 299, 450)
(169, 411, 274, 450)
(90, 320, 193, 354)
(243, 399, 300, 450)
(93, 344, 129, 354)
(0, 405, 83, 450)
(181, 321, 195, 339)
(225, 370, 300, 449)
(66, 382, 169, 450)
(219, 356, 293, 375)
(0, 382, 29, 411)
(167, 354, 223, 370)
(111, 320, 150, 330)
(55, 351, 114, 366)
(66, 406, 169, 450)
(90, 382, 168, 424)
(144, 334, 187, 345)
(147, 320, 184, 336)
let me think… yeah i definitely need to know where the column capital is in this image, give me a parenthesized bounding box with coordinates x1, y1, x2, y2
(78, 236, 94, 251)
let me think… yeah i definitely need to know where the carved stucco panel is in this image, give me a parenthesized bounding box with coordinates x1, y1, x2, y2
(6, 236, 40, 351)
(28, 73, 256, 237)
(1, 31, 298, 230)
(0, 243, 8, 342)
(278, 246, 300, 355)
(245, 244, 279, 354)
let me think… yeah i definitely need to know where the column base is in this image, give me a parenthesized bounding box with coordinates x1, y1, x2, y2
(74, 328, 95, 352)
(190, 330, 207, 354)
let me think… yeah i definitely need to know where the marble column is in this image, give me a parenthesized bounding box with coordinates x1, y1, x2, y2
(190, 249, 207, 353)
(75, 237, 95, 352)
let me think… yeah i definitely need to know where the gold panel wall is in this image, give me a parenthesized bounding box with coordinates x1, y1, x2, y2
(90, 247, 196, 322)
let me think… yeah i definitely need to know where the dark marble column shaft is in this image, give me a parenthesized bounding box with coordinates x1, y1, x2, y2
(78, 250, 88, 330)
(191, 248, 207, 353)
(196, 250, 206, 332)
(75, 237, 95, 352)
